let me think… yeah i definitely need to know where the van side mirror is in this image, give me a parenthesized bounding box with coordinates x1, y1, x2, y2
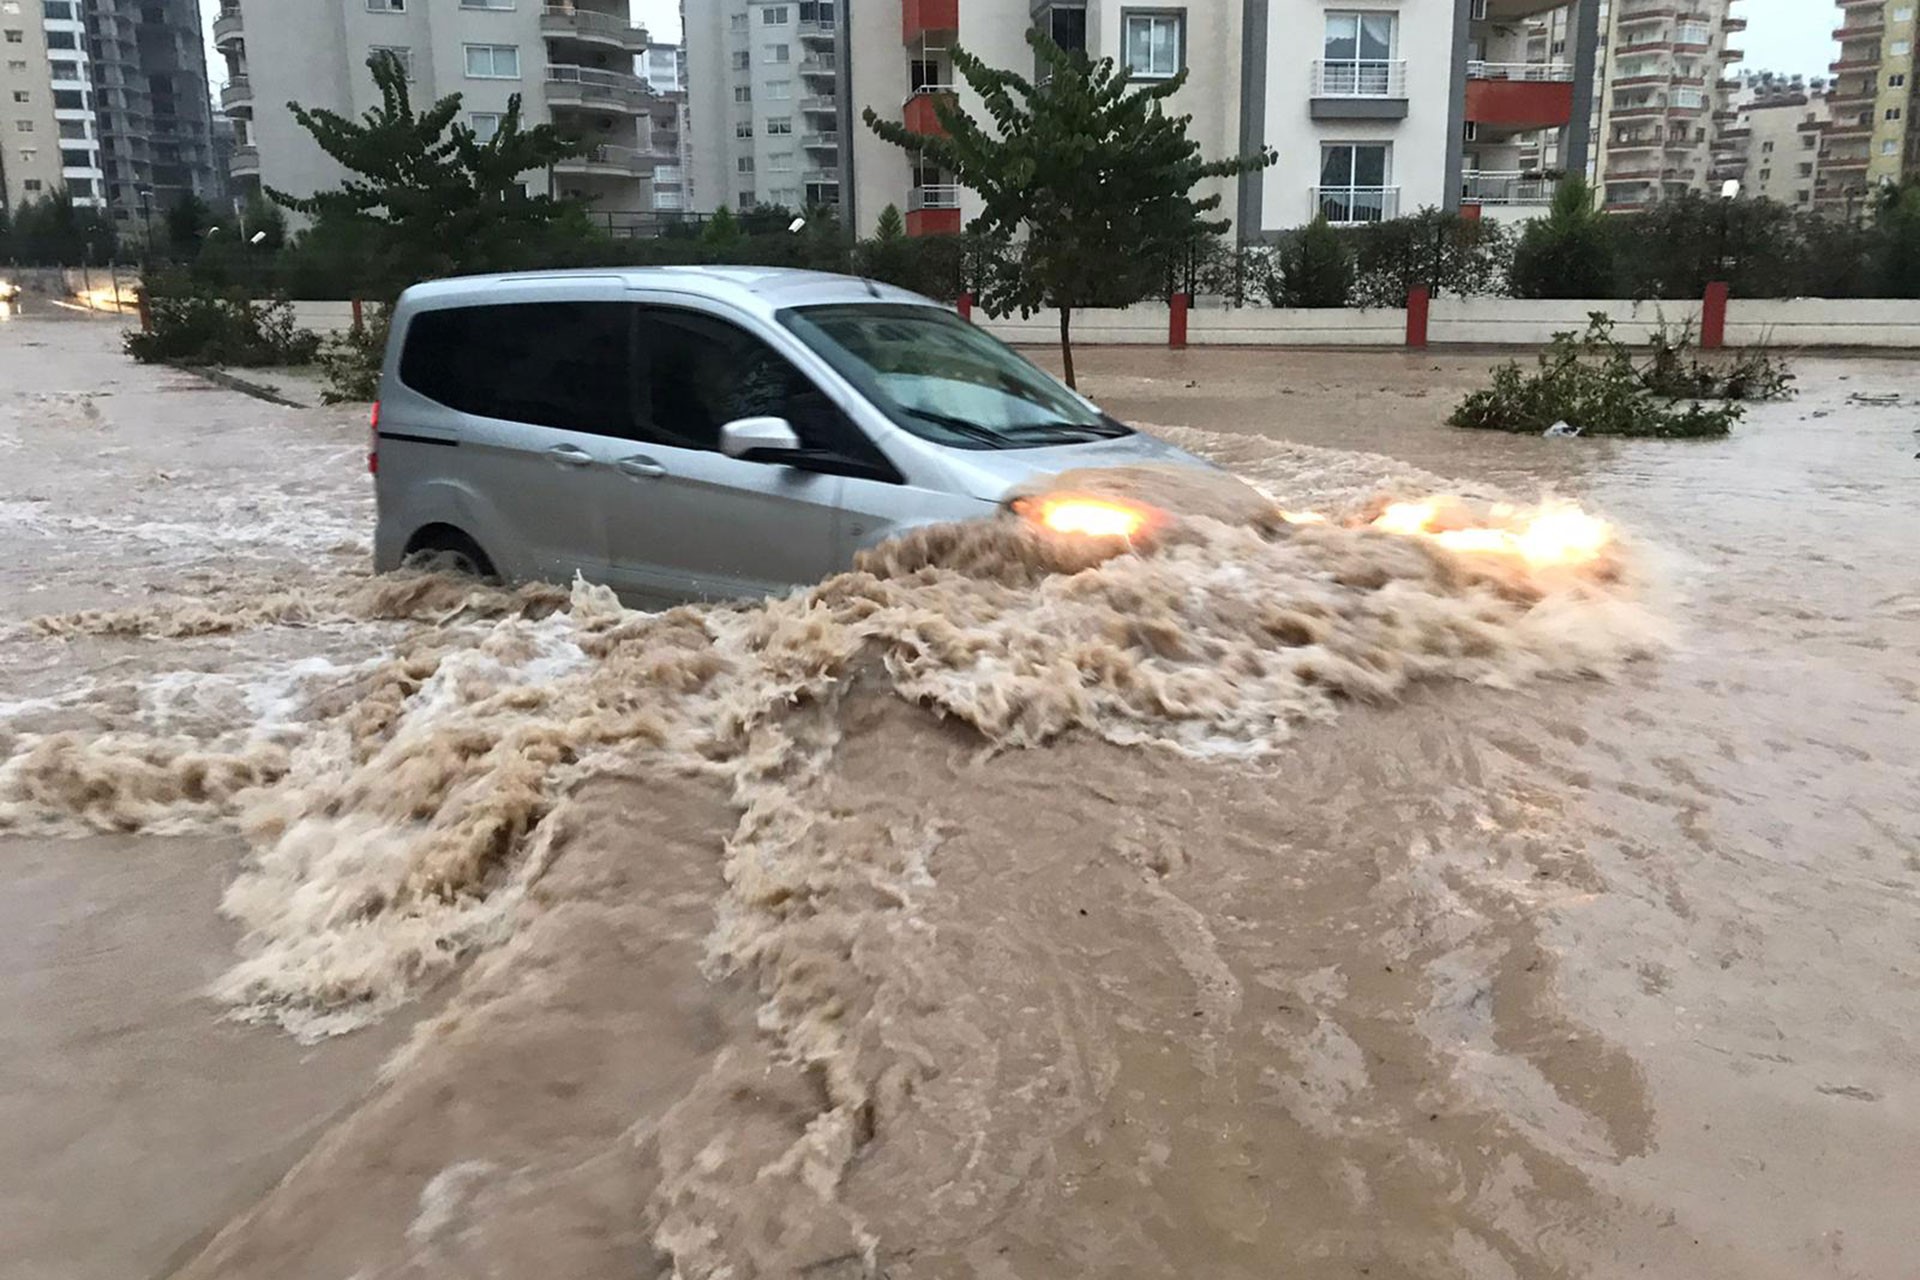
(719, 416, 802, 461)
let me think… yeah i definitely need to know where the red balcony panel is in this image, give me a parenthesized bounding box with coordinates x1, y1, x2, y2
(907, 207, 962, 236)
(1464, 76, 1574, 129)
(903, 90, 952, 136)
(902, 0, 957, 43)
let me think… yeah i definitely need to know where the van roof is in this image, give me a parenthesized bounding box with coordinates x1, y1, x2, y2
(397, 266, 939, 315)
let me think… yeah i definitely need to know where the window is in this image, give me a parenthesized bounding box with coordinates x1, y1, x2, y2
(1889, 106, 1904, 120)
(58, 119, 85, 138)
(1884, 139, 1900, 155)
(2, 29, 20, 43)
(1322, 11, 1395, 95)
(1802, 134, 1816, 148)
(738, 189, 755, 207)
(730, 12, 747, 30)
(460, 0, 515, 8)
(1896, 40, 1913, 56)
(910, 58, 941, 91)
(768, 151, 793, 171)
(805, 180, 839, 205)
(782, 304, 1126, 453)
(370, 46, 413, 80)
(60, 147, 90, 167)
(1123, 12, 1182, 78)
(1317, 143, 1390, 223)
(764, 43, 789, 63)
(737, 156, 754, 172)
(1044, 4, 1087, 54)
(766, 80, 791, 99)
(762, 4, 787, 21)
(639, 308, 888, 472)
(736, 120, 753, 137)
(9, 90, 23, 103)
(1797, 191, 1811, 203)
(400, 304, 633, 435)
(50, 60, 78, 80)
(734, 84, 752, 102)
(1893, 73, 1909, 87)
(22, 177, 40, 192)
(1898, 6, 1915, 20)
(470, 111, 502, 141)
(765, 115, 791, 134)
(367, 0, 404, 11)
(731, 49, 749, 69)
(52, 88, 83, 109)
(464, 44, 519, 78)
(46, 28, 75, 47)
(656, 164, 682, 183)
(1761, 140, 1774, 154)
(1758, 168, 1770, 181)
(14, 118, 31, 131)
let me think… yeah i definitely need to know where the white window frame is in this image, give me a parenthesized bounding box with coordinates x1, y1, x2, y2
(464, 43, 520, 79)
(1321, 10, 1397, 96)
(766, 80, 791, 99)
(764, 42, 790, 64)
(1122, 12, 1182, 79)
(1317, 142, 1392, 224)
(736, 120, 753, 137)
(470, 111, 503, 141)
(762, 4, 788, 22)
(737, 156, 755, 173)
(768, 151, 794, 172)
(733, 84, 752, 102)
(730, 12, 747, 30)
(731, 49, 750, 69)
(370, 46, 413, 80)
(366, 0, 404, 11)
(459, 0, 515, 8)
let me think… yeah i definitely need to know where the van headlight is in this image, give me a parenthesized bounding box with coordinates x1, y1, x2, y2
(1011, 493, 1163, 541)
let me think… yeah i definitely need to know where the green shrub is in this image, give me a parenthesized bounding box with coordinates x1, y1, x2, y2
(1348, 207, 1512, 308)
(125, 285, 322, 367)
(317, 308, 390, 403)
(1448, 315, 1742, 438)
(1270, 216, 1354, 307)
(1509, 180, 1613, 299)
(1641, 319, 1794, 402)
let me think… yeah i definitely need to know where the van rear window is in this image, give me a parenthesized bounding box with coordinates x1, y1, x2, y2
(399, 302, 634, 433)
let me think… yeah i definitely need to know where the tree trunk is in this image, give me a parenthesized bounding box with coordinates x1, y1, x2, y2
(1058, 306, 1076, 389)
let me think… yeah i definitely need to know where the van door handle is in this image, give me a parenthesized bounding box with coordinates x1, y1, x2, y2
(546, 444, 594, 467)
(616, 455, 668, 479)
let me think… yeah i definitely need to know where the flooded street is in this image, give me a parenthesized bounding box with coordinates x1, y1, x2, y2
(2, 315, 1916, 1279)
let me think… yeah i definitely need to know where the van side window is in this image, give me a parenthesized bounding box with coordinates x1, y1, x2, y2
(636, 307, 893, 477)
(400, 303, 636, 435)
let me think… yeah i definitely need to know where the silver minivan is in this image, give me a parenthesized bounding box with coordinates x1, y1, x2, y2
(372, 267, 1206, 603)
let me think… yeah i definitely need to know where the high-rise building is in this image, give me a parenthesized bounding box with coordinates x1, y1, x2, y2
(1711, 72, 1828, 211)
(1590, 0, 1746, 210)
(838, 0, 1603, 237)
(215, 0, 656, 219)
(1, 0, 67, 212)
(1819, 0, 1913, 218)
(684, 0, 844, 214)
(642, 40, 690, 212)
(85, 0, 219, 229)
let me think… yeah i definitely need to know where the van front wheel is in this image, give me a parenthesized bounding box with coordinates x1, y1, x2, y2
(401, 525, 498, 581)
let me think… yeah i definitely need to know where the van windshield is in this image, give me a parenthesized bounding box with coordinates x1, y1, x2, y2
(777, 303, 1131, 450)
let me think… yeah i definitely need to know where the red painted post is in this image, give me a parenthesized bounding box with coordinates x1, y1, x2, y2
(1406, 285, 1431, 350)
(351, 298, 365, 332)
(1701, 281, 1729, 350)
(956, 290, 973, 322)
(136, 288, 152, 333)
(1169, 291, 1190, 349)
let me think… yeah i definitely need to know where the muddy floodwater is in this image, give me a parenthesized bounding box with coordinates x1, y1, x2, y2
(1, 314, 1915, 1280)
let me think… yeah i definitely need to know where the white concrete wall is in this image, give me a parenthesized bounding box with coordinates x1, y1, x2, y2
(1428, 297, 1703, 345)
(1190, 306, 1406, 345)
(1725, 299, 1920, 349)
(977, 305, 1172, 346)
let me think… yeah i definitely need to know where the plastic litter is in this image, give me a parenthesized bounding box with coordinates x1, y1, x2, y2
(1543, 421, 1582, 438)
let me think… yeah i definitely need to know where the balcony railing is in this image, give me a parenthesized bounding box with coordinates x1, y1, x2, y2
(1467, 60, 1574, 81)
(799, 94, 837, 112)
(220, 77, 252, 111)
(555, 143, 651, 175)
(800, 52, 837, 72)
(541, 5, 648, 49)
(546, 64, 649, 109)
(1310, 185, 1399, 223)
(211, 7, 242, 45)
(229, 143, 258, 174)
(1311, 59, 1407, 98)
(801, 131, 840, 148)
(908, 184, 960, 211)
(1461, 170, 1558, 204)
(796, 18, 836, 37)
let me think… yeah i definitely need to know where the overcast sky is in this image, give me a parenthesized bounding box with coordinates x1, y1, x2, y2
(202, 0, 1832, 86)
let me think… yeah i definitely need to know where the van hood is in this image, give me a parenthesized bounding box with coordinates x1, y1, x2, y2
(936, 430, 1217, 503)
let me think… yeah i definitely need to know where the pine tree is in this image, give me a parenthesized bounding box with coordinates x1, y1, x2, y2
(863, 31, 1273, 387)
(701, 204, 742, 248)
(269, 53, 588, 294)
(1509, 179, 1614, 299)
(874, 203, 905, 241)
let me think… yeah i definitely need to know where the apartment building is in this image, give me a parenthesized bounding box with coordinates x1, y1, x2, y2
(83, 0, 217, 228)
(642, 41, 690, 211)
(1818, 0, 1915, 217)
(838, 0, 1602, 238)
(1709, 74, 1827, 210)
(684, 0, 845, 214)
(1, 0, 66, 212)
(216, 0, 654, 217)
(1590, 0, 1746, 210)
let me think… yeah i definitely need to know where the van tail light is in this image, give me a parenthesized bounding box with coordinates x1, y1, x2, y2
(368, 401, 380, 475)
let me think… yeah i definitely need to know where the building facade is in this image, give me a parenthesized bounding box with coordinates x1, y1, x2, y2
(1, 0, 67, 212)
(1710, 73, 1827, 210)
(837, 0, 1602, 238)
(1589, 0, 1746, 210)
(1818, 0, 1914, 217)
(684, 0, 844, 214)
(82, 0, 218, 229)
(216, 0, 655, 220)
(642, 40, 690, 212)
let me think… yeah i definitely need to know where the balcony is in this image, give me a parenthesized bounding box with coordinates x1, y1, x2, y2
(1309, 59, 1408, 118)
(796, 17, 836, 40)
(211, 7, 242, 48)
(1616, 4, 1676, 24)
(801, 131, 839, 150)
(799, 94, 837, 113)
(1466, 63, 1575, 130)
(220, 76, 252, 113)
(540, 5, 648, 53)
(229, 143, 258, 177)
(1310, 185, 1400, 224)
(1479, 0, 1576, 19)
(907, 183, 960, 236)
(903, 87, 954, 135)
(1461, 170, 1558, 205)
(545, 65, 649, 112)
(1835, 21, 1885, 43)
(554, 143, 650, 177)
(800, 52, 837, 77)
(902, 0, 957, 43)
